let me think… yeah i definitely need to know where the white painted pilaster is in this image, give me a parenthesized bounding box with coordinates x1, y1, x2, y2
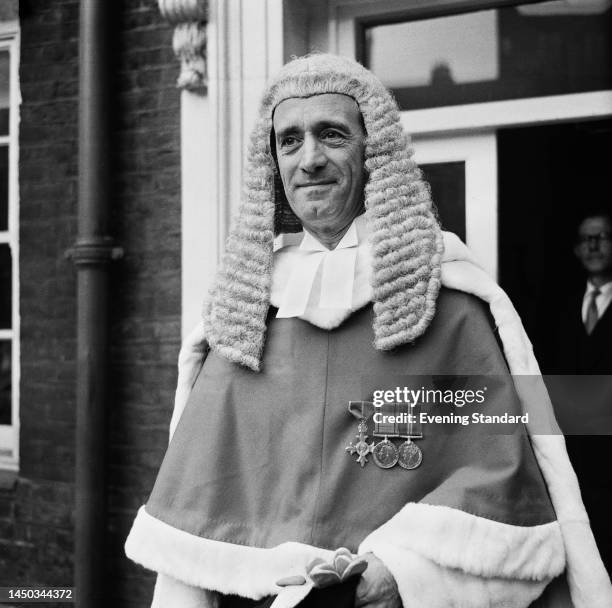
(180, 91, 212, 337)
(180, 0, 285, 336)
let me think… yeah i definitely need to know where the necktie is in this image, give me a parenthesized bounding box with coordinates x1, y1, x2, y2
(585, 287, 601, 335)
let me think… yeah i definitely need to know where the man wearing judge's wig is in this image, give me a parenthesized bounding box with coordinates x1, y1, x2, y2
(126, 54, 611, 607)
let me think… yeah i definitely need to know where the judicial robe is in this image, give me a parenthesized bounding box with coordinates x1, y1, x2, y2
(125, 234, 611, 608)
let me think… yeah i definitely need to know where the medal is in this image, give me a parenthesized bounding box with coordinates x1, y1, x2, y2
(346, 403, 375, 467)
(372, 436, 399, 468)
(398, 439, 422, 469)
(397, 406, 423, 469)
(372, 402, 399, 468)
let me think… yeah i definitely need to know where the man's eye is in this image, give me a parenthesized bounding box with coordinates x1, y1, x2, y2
(279, 136, 299, 148)
(321, 130, 343, 141)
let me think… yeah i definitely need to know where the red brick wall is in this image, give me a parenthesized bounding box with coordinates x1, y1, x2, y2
(0, 2, 182, 605)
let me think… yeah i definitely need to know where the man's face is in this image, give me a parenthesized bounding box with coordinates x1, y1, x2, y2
(574, 215, 612, 276)
(273, 93, 366, 238)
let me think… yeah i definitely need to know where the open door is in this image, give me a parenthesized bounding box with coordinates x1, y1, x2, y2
(498, 117, 612, 371)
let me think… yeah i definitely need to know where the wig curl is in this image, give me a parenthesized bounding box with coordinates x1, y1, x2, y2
(203, 53, 443, 371)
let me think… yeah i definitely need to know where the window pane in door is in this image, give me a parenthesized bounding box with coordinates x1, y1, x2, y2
(0, 244, 10, 329)
(421, 161, 466, 242)
(364, 3, 612, 110)
(0, 340, 10, 425)
(0, 50, 8, 136)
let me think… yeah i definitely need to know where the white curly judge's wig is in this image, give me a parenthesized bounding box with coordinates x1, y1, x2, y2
(203, 53, 444, 371)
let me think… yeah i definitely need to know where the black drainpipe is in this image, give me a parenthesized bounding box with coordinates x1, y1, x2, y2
(68, 2, 121, 606)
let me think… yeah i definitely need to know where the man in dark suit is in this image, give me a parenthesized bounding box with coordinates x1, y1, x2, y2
(567, 211, 612, 372)
(551, 210, 612, 575)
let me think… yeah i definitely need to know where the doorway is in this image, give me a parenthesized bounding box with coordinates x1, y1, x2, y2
(497, 117, 612, 371)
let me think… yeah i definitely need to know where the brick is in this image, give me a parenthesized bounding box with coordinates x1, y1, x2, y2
(19, 60, 79, 85)
(121, 9, 165, 31)
(20, 39, 79, 63)
(121, 28, 173, 53)
(116, 66, 178, 92)
(18, 442, 75, 483)
(21, 103, 79, 128)
(20, 122, 78, 144)
(20, 1, 78, 25)
(20, 78, 78, 101)
(122, 47, 175, 72)
(0, 520, 14, 541)
(0, 495, 13, 519)
(20, 145, 76, 167)
(19, 21, 78, 46)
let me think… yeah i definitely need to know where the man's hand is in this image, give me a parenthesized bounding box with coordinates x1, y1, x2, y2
(355, 553, 401, 608)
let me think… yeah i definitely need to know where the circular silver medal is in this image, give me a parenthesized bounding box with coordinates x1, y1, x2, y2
(398, 440, 422, 470)
(372, 438, 399, 469)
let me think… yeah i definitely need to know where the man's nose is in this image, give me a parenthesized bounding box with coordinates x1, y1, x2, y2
(587, 236, 601, 252)
(299, 134, 327, 173)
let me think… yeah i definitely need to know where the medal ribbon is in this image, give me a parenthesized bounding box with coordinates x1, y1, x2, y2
(372, 403, 423, 438)
(373, 403, 399, 437)
(348, 400, 376, 421)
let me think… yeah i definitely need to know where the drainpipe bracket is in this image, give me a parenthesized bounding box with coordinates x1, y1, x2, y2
(66, 237, 124, 266)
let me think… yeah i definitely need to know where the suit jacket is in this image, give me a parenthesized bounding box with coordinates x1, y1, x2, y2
(546, 285, 612, 438)
(551, 288, 612, 374)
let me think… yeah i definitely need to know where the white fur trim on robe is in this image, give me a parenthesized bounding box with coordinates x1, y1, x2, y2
(359, 503, 564, 581)
(366, 546, 550, 608)
(126, 506, 336, 600)
(126, 504, 558, 608)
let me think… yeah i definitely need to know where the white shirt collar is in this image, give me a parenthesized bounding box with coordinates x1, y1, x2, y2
(585, 280, 612, 295)
(271, 215, 372, 326)
(273, 215, 363, 253)
(273, 231, 302, 252)
(299, 220, 359, 252)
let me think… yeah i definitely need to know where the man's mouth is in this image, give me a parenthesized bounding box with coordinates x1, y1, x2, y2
(297, 180, 335, 187)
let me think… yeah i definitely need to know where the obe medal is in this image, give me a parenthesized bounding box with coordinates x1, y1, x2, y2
(398, 439, 422, 470)
(372, 437, 399, 469)
(346, 419, 375, 467)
